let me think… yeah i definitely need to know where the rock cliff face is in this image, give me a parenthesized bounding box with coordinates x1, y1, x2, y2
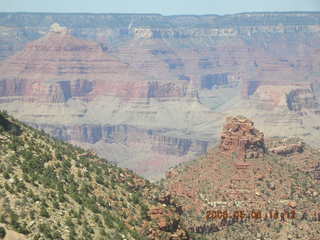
(286, 88, 319, 111)
(28, 122, 208, 155)
(247, 82, 320, 114)
(1, 13, 320, 94)
(220, 116, 265, 160)
(25, 122, 210, 179)
(1, 13, 320, 102)
(1, 12, 320, 178)
(0, 23, 190, 103)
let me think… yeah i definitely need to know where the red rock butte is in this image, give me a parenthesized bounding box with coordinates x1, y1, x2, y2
(0, 23, 188, 103)
(219, 116, 265, 160)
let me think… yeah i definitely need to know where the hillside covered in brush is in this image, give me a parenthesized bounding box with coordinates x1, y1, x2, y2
(0, 111, 189, 240)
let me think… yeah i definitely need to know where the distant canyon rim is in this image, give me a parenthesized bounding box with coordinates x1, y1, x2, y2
(0, 12, 320, 180)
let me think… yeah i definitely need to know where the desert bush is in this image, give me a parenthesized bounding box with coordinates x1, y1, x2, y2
(0, 227, 6, 239)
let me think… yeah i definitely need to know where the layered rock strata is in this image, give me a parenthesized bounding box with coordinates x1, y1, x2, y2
(220, 116, 265, 160)
(1, 13, 320, 97)
(0, 23, 218, 180)
(28, 123, 209, 156)
(1, 12, 320, 178)
(0, 23, 189, 103)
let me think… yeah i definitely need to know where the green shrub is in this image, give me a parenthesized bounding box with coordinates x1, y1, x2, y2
(0, 227, 6, 239)
(40, 206, 50, 218)
(39, 223, 52, 239)
(3, 172, 10, 180)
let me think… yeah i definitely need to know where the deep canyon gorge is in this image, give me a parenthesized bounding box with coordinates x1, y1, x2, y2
(1, 12, 320, 179)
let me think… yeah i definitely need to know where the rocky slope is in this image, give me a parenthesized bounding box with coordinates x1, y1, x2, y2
(0, 110, 190, 239)
(162, 116, 320, 239)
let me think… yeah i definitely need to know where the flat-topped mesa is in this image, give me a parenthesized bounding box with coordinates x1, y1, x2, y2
(219, 115, 265, 160)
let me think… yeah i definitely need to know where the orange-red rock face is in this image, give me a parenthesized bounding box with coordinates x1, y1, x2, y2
(1, 14, 320, 103)
(115, 34, 316, 101)
(0, 30, 129, 79)
(220, 116, 265, 160)
(0, 26, 189, 103)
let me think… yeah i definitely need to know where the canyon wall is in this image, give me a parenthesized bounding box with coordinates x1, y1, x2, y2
(1, 12, 320, 92)
(28, 123, 208, 155)
(1, 12, 320, 179)
(26, 122, 211, 179)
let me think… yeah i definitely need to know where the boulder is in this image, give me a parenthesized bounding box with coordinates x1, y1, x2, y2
(149, 206, 179, 231)
(288, 201, 297, 209)
(269, 142, 305, 155)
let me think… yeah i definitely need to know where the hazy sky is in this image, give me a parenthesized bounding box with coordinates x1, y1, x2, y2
(1, 0, 320, 15)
